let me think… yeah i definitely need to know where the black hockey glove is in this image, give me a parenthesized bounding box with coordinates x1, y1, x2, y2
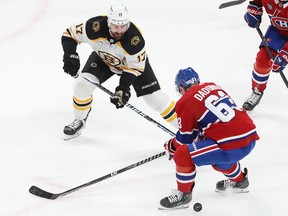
(110, 86, 131, 109)
(63, 52, 80, 77)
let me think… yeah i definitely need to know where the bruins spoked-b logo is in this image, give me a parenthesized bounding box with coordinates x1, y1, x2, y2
(131, 36, 140, 46)
(98, 51, 121, 66)
(92, 21, 100, 32)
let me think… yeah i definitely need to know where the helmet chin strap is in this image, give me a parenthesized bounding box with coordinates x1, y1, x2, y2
(108, 29, 113, 37)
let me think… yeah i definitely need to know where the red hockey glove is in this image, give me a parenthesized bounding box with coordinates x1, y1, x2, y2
(272, 49, 288, 73)
(164, 138, 177, 160)
(244, 1, 263, 28)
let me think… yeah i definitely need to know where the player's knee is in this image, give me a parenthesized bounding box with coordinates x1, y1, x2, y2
(174, 145, 194, 167)
(142, 90, 177, 127)
(142, 90, 170, 112)
(254, 47, 274, 73)
(73, 73, 96, 98)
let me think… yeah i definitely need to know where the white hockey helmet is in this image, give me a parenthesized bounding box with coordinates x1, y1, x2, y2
(107, 4, 130, 26)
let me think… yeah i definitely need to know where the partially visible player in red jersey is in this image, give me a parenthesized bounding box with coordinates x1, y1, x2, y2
(242, 0, 288, 111)
(159, 67, 259, 210)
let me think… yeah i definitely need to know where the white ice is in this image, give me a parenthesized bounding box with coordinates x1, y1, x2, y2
(1, 0, 288, 215)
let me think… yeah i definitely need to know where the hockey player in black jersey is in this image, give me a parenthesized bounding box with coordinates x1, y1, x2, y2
(61, 4, 178, 140)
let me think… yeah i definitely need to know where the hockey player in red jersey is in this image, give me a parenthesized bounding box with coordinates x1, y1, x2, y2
(61, 4, 178, 140)
(159, 67, 259, 209)
(242, 0, 288, 111)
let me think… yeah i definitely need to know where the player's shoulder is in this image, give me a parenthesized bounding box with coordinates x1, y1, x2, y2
(196, 82, 222, 91)
(120, 22, 145, 55)
(177, 82, 219, 103)
(85, 16, 110, 40)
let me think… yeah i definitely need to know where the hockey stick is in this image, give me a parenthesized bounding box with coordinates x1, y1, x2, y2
(29, 78, 175, 199)
(29, 151, 166, 199)
(83, 77, 176, 137)
(219, 0, 246, 9)
(256, 26, 288, 88)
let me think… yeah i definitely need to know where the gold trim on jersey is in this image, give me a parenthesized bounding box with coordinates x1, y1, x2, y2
(122, 66, 142, 76)
(67, 26, 81, 44)
(91, 37, 108, 43)
(63, 31, 71, 37)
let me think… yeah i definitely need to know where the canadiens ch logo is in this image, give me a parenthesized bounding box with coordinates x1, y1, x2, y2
(271, 17, 288, 30)
(131, 36, 140, 46)
(92, 21, 100, 32)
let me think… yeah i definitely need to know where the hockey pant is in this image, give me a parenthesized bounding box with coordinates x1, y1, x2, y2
(252, 25, 287, 92)
(173, 139, 256, 193)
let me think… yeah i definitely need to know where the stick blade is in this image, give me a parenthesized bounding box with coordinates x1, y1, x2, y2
(219, 3, 235, 9)
(29, 185, 58, 200)
(219, 0, 246, 9)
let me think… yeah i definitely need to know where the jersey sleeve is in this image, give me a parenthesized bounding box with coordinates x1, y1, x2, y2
(61, 19, 93, 55)
(62, 20, 91, 45)
(174, 98, 200, 146)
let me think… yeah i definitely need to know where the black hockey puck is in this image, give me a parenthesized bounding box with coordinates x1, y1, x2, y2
(193, 202, 202, 212)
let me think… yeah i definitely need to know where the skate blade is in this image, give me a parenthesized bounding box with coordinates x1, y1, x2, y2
(63, 131, 82, 141)
(158, 204, 189, 210)
(215, 188, 249, 193)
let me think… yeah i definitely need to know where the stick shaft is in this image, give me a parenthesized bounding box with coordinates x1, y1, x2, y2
(84, 77, 176, 137)
(58, 151, 166, 198)
(29, 78, 175, 199)
(29, 151, 166, 199)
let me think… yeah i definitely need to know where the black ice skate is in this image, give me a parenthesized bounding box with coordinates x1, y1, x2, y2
(63, 108, 91, 140)
(242, 90, 263, 111)
(159, 189, 192, 210)
(215, 168, 249, 193)
(63, 119, 85, 140)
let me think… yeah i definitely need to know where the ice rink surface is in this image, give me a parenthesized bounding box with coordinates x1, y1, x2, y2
(1, 0, 288, 215)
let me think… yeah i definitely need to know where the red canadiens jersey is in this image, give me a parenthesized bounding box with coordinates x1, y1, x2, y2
(257, 0, 288, 36)
(174, 82, 259, 150)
